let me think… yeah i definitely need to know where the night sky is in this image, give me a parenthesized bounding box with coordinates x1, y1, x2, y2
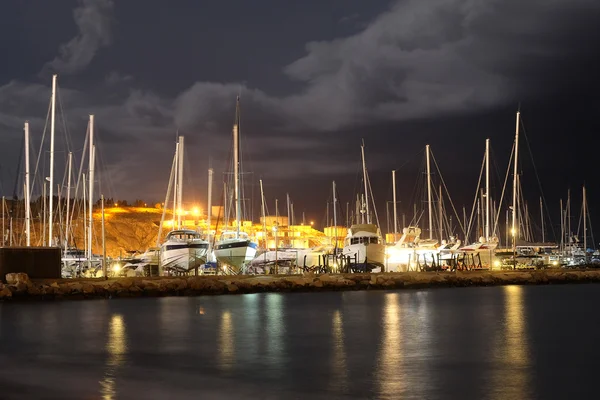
(1, 0, 599, 239)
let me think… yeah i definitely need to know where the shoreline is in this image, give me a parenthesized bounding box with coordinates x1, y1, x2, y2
(2, 269, 600, 302)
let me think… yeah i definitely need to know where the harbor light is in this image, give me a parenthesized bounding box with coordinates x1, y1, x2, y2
(192, 207, 201, 216)
(493, 260, 501, 268)
(511, 228, 516, 236)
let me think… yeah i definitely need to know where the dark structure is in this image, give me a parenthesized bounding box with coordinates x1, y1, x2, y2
(0, 247, 61, 281)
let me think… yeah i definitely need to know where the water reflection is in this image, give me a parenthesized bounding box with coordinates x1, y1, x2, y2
(377, 293, 405, 398)
(490, 285, 531, 399)
(100, 314, 127, 400)
(218, 311, 234, 371)
(160, 298, 191, 352)
(265, 294, 285, 376)
(330, 309, 348, 392)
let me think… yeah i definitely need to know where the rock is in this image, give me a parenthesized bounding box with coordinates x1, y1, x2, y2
(312, 279, 323, 288)
(68, 283, 84, 293)
(129, 286, 143, 295)
(226, 284, 239, 293)
(27, 285, 43, 296)
(5, 273, 32, 286)
(82, 284, 95, 295)
(13, 281, 29, 293)
(119, 279, 134, 289)
(0, 286, 12, 299)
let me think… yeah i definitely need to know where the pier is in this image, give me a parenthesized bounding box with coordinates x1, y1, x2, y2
(2, 269, 600, 301)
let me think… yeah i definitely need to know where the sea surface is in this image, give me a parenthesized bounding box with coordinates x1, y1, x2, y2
(0, 285, 598, 399)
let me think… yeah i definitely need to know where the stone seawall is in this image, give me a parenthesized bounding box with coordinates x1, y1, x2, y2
(2, 270, 600, 301)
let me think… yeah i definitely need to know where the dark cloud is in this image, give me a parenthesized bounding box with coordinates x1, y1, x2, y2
(40, 0, 114, 76)
(1, 0, 599, 224)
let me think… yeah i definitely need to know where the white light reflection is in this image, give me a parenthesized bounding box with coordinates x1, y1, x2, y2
(266, 293, 285, 377)
(377, 293, 405, 398)
(330, 309, 348, 392)
(490, 285, 531, 399)
(218, 311, 235, 371)
(100, 314, 127, 400)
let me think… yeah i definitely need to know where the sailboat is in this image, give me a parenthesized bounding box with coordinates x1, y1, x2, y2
(342, 142, 386, 271)
(214, 97, 258, 272)
(159, 136, 209, 273)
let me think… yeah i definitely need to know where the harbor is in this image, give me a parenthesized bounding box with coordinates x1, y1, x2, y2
(1, 89, 597, 280)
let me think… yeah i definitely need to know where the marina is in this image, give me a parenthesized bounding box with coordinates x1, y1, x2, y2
(0, 92, 597, 279)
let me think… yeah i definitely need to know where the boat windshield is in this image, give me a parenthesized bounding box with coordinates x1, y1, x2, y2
(350, 236, 380, 245)
(167, 231, 200, 241)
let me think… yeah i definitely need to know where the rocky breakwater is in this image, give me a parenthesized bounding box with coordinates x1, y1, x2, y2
(2, 270, 600, 301)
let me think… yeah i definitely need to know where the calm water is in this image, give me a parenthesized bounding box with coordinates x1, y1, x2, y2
(0, 285, 598, 399)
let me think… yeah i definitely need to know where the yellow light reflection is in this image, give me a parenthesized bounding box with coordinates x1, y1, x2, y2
(377, 293, 405, 397)
(218, 311, 235, 371)
(100, 314, 127, 400)
(330, 310, 348, 392)
(266, 294, 285, 376)
(490, 285, 531, 399)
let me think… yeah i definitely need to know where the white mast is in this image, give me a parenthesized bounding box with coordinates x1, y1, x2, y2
(177, 135, 184, 229)
(333, 181, 337, 248)
(88, 115, 95, 260)
(101, 194, 106, 277)
(259, 179, 267, 249)
(82, 174, 86, 253)
(540, 197, 544, 243)
(234, 97, 241, 238)
(583, 185, 587, 253)
(275, 198, 279, 268)
(511, 111, 520, 244)
(485, 138, 490, 242)
(48, 74, 57, 246)
(172, 141, 179, 229)
(439, 184, 443, 241)
(24, 122, 31, 246)
(65, 151, 72, 248)
(567, 189, 571, 246)
(559, 199, 564, 252)
(361, 141, 370, 224)
(392, 170, 398, 239)
(426, 144, 433, 240)
(207, 168, 213, 234)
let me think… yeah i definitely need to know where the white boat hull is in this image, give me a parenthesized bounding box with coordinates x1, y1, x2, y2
(214, 239, 258, 271)
(342, 243, 386, 268)
(160, 242, 208, 272)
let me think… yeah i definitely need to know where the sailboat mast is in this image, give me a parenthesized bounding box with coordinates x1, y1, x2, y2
(65, 151, 72, 248)
(207, 168, 213, 234)
(333, 181, 337, 248)
(259, 179, 267, 248)
(287, 193, 292, 246)
(540, 197, 544, 243)
(567, 189, 571, 245)
(48, 74, 57, 246)
(24, 122, 31, 246)
(177, 136, 184, 229)
(172, 142, 179, 228)
(511, 111, 520, 244)
(439, 184, 443, 241)
(361, 142, 370, 224)
(559, 198, 564, 252)
(101, 194, 106, 277)
(392, 170, 398, 238)
(426, 144, 433, 240)
(88, 115, 95, 260)
(234, 97, 241, 237)
(583, 185, 587, 252)
(485, 138, 490, 242)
